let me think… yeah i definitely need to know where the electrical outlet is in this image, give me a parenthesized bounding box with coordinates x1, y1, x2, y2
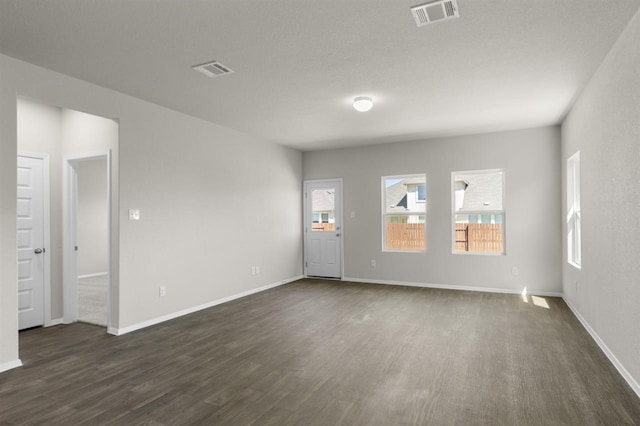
(371, 259, 376, 267)
(511, 266, 519, 276)
(128, 209, 141, 221)
(251, 266, 256, 275)
(255, 266, 260, 275)
(159, 286, 167, 297)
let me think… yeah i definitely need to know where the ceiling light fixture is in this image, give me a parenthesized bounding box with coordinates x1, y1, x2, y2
(353, 96, 373, 112)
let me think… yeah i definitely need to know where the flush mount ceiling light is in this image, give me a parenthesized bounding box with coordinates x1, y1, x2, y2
(353, 96, 374, 112)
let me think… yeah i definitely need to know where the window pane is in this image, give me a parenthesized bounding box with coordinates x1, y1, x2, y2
(385, 176, 426, 214)
(311, 188, 335, 232)
(567, 152, 581, 267)
(385, 215, 425, 251)
(454, 171, 503, 212)
(453, 169, 505, 255)
(383, 174, 426, 251)
(454, 214, 503, 254)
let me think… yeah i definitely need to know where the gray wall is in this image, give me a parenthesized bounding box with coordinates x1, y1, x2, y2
(0, 53, 303, 368)
(561, 8, 640, 391)
(77, 159, 108, 277)
(303, 126, 562, 294)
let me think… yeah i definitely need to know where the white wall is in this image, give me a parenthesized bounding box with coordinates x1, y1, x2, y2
(561, 8, 640, 392)
(0, 53, 302, 369)
(77, 158, 108, 276)
(0, 55, 20, 369)
(303, 126, 562, 294)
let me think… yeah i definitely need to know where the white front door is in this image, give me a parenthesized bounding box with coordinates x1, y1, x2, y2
(304, 180, 342, 279)
(17, 156, 46, 330)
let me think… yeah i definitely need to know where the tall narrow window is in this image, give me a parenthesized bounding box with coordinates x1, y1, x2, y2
(453, 169, 505, 254)
(382, 174, 426, 251)
(567, 152, 581, 268)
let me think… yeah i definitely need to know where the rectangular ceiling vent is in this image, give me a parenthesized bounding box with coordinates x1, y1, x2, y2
(192, 61, 234, 78)
(411, 0, 459, 27)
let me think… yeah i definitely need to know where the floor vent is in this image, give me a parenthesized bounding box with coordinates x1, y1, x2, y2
(192, 61, 234, 78)
(411, 0, 459, 27)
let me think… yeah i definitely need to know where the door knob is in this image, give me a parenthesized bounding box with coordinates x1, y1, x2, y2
(34, 248, 44, 254)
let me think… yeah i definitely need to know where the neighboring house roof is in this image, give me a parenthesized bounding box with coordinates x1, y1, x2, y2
(385, 177, 425, 212)
(312, 189, 334, 212)
(457, 172, 503, 212)
(386, 180, 409, 211)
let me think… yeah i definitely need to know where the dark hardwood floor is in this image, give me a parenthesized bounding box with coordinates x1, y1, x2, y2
(1, 279, 639, 425)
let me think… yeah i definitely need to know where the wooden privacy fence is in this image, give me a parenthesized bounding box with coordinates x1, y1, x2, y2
(455, 223, 503, 253)
(386, 223, 425, 250)
(312, 223, 336, 231)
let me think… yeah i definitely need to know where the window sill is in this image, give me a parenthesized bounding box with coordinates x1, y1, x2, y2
(568, 261, 582, 270)
(452, 251, 505, 256)
(383, 249, 426, 254)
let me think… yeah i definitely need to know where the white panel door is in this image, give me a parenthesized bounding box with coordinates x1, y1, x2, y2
(305, 180, 342, 279)
(17, 156, 45, 330)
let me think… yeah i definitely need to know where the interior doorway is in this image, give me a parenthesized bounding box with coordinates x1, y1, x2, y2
(16, 97, 118, 333)
(67, 155, 110, 326)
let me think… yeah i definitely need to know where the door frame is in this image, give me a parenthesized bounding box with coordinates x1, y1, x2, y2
(303, 178, 344, 279)
(63, 150, 112, 327)
(17, 152, 52, 327)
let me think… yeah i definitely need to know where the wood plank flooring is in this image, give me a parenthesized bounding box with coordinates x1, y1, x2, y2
(1, 279, 639, 425)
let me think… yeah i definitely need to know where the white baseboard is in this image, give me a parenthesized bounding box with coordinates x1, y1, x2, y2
(78, 272, 108, 279)
(0, 359, 23, 374)
(342, 276, 562, 297)
(563, 297, 640, 398)
(45, 318, 64, 327)
(109, 275, 303, 336)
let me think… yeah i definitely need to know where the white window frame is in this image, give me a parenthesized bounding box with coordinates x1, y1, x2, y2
(452, 169, 505, 255)
(567, 152, 581, 269)
(382, 174, 427, 252)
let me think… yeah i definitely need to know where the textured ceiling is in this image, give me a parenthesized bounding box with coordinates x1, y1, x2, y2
(1, 0, 639, 151)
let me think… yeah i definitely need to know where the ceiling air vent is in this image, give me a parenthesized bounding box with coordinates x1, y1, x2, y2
(192, 61, 234, 78)
(411, 0, 459, 27)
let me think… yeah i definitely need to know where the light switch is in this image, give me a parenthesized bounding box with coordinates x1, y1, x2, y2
(128, 209, 140, 221)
